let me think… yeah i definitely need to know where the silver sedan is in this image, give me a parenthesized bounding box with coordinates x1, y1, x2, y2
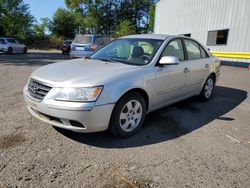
(0, 37, 27, 54)
(23, 34, 220, 137)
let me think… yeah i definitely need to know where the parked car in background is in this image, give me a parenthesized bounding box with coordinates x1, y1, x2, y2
(61, 40, 72, 55)
(0, 37, 27, 54)
(24, 34, 220, 138)
(70, 34, 111, 58)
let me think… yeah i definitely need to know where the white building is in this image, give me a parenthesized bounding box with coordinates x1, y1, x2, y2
(154, 0, 250, 67)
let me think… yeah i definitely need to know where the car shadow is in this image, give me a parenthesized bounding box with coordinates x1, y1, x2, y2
(0, 52, 71, 66)
(55, 86, 247, 148)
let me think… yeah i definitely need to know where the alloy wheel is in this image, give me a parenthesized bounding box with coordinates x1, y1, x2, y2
(119, 100, 143, 132)
(204, 78, 214, 98)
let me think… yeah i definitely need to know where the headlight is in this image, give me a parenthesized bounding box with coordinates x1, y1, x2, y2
(54, 86, 103, 102)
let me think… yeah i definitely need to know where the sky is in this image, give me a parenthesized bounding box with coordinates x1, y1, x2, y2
(23, 0, 67, 22)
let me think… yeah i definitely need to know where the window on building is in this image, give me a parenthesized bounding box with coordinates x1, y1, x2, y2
(179, 33, 191, 37)
(207, 29, 229, 46)
(184, 33, 191, 37)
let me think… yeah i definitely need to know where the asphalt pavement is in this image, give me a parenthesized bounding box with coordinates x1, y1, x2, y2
(0, 51, 249, 188)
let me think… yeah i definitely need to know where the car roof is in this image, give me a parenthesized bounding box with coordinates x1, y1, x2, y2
(120, 34, 171, 40)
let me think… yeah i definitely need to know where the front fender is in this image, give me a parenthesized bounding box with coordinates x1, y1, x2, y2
(95, 67, 155, 108)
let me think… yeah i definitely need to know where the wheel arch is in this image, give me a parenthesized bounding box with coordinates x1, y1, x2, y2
(116, 88, 150, 111)
(209, 72, 216, 82)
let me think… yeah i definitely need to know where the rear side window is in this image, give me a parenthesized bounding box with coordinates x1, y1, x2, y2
(95, 36, 105, 45)
(103, 37, 111, 44)
(161, 39, 184, 61)
(73, 35, 92, 44)
(184, 39, 201, 60)
(200, 46, 209, 58)
(0, 39, 5, 44)
(95, 36, 111, 45)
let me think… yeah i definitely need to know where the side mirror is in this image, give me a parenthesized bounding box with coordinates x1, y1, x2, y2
(159, 56, 180, 65)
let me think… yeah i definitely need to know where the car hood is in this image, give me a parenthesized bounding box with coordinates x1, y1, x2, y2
(31, 58, 139, 87)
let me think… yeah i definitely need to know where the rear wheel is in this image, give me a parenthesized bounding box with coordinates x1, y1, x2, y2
(7, 47, 13, 54)
(109, 92, 146, 138)
(199, 75, 215, 100)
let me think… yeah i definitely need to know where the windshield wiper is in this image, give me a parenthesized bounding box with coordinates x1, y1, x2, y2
(99, 58, 112, 62)
(91, 57, 129, 64)
(91, 58, 114, 62)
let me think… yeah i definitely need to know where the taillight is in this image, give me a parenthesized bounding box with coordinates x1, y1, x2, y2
(90, 44, 97, 51)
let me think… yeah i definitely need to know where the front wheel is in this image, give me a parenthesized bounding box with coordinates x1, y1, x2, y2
(109, 92, 146, 138)
(199, 75, 215, 100)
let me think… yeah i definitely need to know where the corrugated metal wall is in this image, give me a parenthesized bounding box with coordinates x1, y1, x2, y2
(154, 0, 250, 63)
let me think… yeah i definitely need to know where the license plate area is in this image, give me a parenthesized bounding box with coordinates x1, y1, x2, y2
(75, 47, 85, 51)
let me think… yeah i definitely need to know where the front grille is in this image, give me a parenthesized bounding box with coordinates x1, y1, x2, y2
(27, 79, 52, 102)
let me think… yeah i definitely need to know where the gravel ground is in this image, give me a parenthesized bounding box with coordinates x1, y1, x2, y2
(0, 52, 250, 188)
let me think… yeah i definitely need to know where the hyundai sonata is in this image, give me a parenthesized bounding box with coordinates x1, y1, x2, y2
(23, 34, 220, 137)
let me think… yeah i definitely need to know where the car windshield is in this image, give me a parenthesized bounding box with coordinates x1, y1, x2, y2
(73, 35, 92, 44)
(90, 38, 163, 65)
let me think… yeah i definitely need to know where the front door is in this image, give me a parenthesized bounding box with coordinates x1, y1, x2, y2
(154, 39, 188, 109)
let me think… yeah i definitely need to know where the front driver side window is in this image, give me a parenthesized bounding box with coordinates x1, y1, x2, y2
(161, 39, 184, 61)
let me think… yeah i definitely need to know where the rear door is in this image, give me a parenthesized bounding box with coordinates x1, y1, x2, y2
(7, 38, 19, 53)
(182, 39, 210, 95)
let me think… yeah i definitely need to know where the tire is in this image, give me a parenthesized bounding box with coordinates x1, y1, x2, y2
(7, 47, 13, 54)
(199, 75, 215, 101)
(23, 47, 27, 54)
(109, 92, 147, 138)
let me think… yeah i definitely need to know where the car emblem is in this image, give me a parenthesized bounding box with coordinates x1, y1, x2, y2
(32, 86, 39, 91)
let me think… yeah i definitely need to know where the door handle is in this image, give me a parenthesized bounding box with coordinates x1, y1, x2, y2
(184, 67, 190, 73)
(205, 64, 209, 68)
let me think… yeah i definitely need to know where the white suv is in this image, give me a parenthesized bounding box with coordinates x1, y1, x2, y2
(0, 37, 27, 54)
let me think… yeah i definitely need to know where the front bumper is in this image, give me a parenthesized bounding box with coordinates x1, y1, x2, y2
(23, 85, 115, 133)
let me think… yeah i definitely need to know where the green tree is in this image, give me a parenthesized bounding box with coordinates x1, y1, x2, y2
(65, 0, 117, 34)
(114, 20, 135, 37)
(33, 17, 50, 37)
(49, 8, 79, 38)
(64, 0, 155, 35)
(0, 0, 34, 39)
(149, 3, 155, 32)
